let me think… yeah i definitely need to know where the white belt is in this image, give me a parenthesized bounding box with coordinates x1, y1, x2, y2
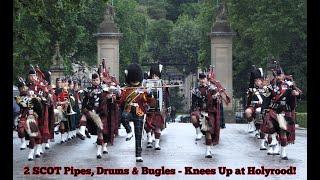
(129, 103, 139, 107)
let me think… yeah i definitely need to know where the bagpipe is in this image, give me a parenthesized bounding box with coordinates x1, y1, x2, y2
(97, 58, 122, 99)
(207, 65, 231, 105)
(268, 60, 302, 95)
(99, 58, 119, 86)
(30, 64, 55, 100)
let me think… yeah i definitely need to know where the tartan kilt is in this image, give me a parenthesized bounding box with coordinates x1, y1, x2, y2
(261, 110, 296, 143)
(261, 110, 277, 134)
(17, 117, 27, 138)
(101, 105, 119, 145)
(145, 111, 165, 130)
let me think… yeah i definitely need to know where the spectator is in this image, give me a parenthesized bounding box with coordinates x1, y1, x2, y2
(171, 106, 176, 122)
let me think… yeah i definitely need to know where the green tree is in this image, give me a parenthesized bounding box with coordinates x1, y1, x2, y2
(169, 14, 201, 75)
(142, 18, 173, 63)
(113, 0, 149, 83)
(227, 0, 307, 98)
(194, 0, 215, 69)
(13, 0, 107, 83)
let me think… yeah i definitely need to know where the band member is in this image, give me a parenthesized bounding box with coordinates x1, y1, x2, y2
(43, 71, 56, 147)
(190, 72, 221, 158)
(67, 79, 77, 139)
(244, 66, 268, 150)
(220, 103, 226, 128)
(77, 73, 107, 158)
(16, 70, 44, 160)
(100, 80, 121, 147)
(15, 79, 30, 151)
(143, 64, 168, 150)
(56, 86, 71, 143)
(97, 58, 122, 156)
(119, 63, 150, 162)
(55, 78, 63, 95)
(72, 80, 82, 137)
(53, 78, 63, 134)
(261, 63, 300, 160)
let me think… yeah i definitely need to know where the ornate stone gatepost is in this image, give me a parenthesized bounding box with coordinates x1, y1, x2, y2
(209, 2, 236, 121)
(50, 42, 66, 85)
(94, 4, 122, 80)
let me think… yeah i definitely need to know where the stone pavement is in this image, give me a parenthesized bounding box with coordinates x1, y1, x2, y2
(13, 123, 307, 180)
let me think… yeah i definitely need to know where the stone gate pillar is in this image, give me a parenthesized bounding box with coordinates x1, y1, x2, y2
(94, 4, 122, 80)
(209, 2, 236, 120)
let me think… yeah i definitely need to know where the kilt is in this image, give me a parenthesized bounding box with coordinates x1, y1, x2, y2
(145, 111, 165, 130)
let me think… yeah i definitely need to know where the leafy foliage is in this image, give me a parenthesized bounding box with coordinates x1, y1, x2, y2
(13, 0, 307, 101)
(13, 0, 107, 82)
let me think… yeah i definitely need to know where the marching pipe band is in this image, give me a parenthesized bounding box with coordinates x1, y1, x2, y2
(14, 59, 300, 162)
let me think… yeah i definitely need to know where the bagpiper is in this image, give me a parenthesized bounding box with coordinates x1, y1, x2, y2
(244, 65, 269, 150)
(42, 70, 56, 147)
(77, 73, 109, 158)
(15, 77, 31, 151)
(15, 69, 44, 160)
(190, 66, 230, 158)
(261, 61, 301, 160)
(95, 58, 122, 157)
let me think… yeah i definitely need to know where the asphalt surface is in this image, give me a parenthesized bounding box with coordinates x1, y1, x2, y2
(13, 123, 307, 180)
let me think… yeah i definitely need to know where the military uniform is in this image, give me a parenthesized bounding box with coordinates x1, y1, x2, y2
(261, 66, 300, 160)
(245, 67, 269, 150)
(119, 63, 149, 162)
(190, 73, 221, 158)
(142, 64, 168, 150)
(16, 70, 46, 161)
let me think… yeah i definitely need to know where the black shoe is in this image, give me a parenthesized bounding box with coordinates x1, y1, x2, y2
(136, 158, 143, 162)
(76, 133, 85, 140)
(205, 155, 212, 158)
(281, 156, 288, 160)
(45, 147, 49, 150)
(20, 147, 26, 150)
(267, 152, 273, 155)
(260, 147, 267, 150)
(103, 151, 108, 154)
(126, 134, 133, 141)
(35, 154, 40, 158)
(68, 138, 72, 141)
(147, 142, 153, 148)
(60, 141, 64, 144)
(85, 131, 91, 138)
(97, 155, 102, 159)
(28, 158, 33, 161)
(155, 147, 161, 150)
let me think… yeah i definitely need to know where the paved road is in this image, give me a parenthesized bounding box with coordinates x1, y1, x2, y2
(13, 123, 307, 180)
